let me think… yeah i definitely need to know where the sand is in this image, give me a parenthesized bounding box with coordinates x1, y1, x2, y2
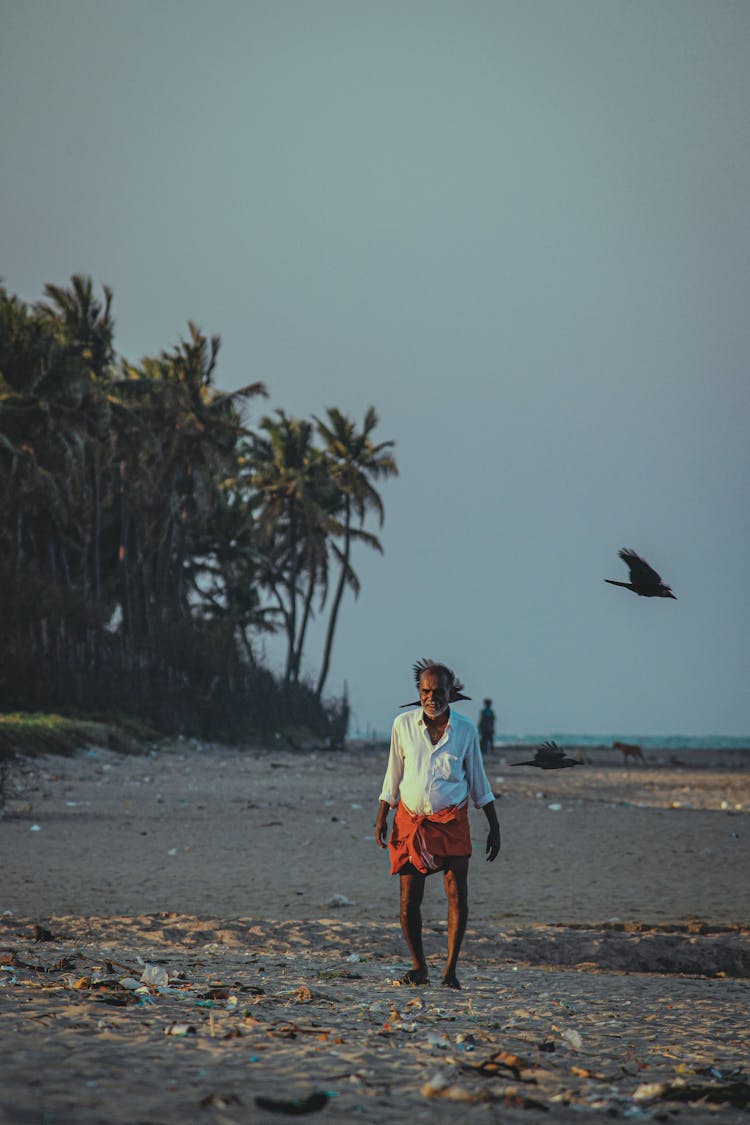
(1, 740, 748, 1123)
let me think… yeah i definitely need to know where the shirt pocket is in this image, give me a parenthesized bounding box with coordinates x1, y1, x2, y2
(434, 750, 463, 781)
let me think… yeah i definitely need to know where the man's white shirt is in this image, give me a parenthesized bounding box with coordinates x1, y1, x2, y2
(379, 708, 494, 816)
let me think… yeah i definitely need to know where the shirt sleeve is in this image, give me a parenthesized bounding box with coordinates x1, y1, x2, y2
(378, 718, 405, 807)
(464, 726, 495, 808)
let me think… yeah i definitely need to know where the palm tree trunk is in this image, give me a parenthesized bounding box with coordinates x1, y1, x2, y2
(316, 497, 350, 698)
(292, 565, 316, 683)
(283, 515, 298, 686)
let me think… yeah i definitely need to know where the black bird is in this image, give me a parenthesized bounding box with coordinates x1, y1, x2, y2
(400, 657, 471, 708)
(510, 741, 579, 770)
(604, 548, 677, 599)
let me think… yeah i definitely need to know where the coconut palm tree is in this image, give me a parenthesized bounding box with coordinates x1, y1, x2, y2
(245, 411, 335, 686)
(313, 407, 397, 698)
(112, 323, 266, 644)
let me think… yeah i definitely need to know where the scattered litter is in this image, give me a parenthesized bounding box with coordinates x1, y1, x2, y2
(30, 824, 41, 832)
(634, 1076, 750, 1108)
(325, 894, 352, 908)
(291, 986, 314, 1003)
(200, 1092, 242, 1108)
(561, 1028, 583, 1050)
(465, 1049, 528, 1079)
(254, 1091, 328, 1115)
(422, 1070, 452, 1096)
(426, 1030, 452, 1049)
(163, 1022, 196, 1036)
(33, 924, 57, 942)
(633, 1082, 667, 1102)
(547, 803, 562, 811)
(118, 977, 144, 991)
(345, 953, 360, 963)
(140, 963, 169, 988)
(422, 1073, 494, 1103)
(698, 1066, 747, 1081)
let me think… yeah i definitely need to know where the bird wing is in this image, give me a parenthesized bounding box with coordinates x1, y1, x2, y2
(619, 548, 663, 590)
(411, 658, 468, 702)
(412, 658, 435, 686)
(399, 690, 471, 708)
(534, 740, 566, 765)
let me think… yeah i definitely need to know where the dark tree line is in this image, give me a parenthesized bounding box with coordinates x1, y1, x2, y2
(0, 276, 397, 740)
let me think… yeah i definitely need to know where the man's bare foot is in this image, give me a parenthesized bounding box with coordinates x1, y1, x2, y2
(441, 971, 461, 989)
(397, 968, 429, 986)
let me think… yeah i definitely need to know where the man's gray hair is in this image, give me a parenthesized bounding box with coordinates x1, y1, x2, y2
(413, 658, 461, 693)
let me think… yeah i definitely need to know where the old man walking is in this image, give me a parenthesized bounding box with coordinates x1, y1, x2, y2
(375, 660, 501, 988)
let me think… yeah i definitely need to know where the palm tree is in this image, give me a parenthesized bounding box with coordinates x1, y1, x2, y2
(112, 324, 266, 644)
(245, 411, 334, 686)
(313, 407, 397, 698)
(1, 278, 118, 621)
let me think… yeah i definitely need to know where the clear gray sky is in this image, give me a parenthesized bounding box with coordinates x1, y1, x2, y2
(3, 1, 749, 737)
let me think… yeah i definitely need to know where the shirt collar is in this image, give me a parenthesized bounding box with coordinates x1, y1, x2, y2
(417, 707, 452, 729)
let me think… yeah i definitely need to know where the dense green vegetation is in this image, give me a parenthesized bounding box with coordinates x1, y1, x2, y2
(0, 712, 151, 760)
(0, 276, 397, 744)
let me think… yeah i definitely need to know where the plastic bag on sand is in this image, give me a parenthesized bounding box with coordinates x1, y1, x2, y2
(140, 963, 169, 988)
(326, 893, 352, 908)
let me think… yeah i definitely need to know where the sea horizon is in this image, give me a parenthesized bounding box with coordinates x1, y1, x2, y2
(351, 729, 750, 752)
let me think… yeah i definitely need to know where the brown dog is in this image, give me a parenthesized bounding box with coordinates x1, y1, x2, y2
(613, 740, 646, 765)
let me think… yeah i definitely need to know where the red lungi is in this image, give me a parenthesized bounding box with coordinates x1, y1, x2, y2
(388, 799, 471, 875)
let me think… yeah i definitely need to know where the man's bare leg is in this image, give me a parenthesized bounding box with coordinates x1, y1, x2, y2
(442, 857, 469, 988)
(399, 871, 429, 983)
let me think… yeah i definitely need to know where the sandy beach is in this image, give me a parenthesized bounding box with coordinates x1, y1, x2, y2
(1, 740, 749, 1123)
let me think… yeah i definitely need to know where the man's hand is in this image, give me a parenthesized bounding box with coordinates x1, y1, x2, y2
(483, 801, 501, 862)
(485, 823, 501, 861)
(375, 800, 390, 848)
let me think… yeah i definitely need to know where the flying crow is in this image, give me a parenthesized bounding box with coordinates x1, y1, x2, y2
(400, 657, 471, 708)
(510, 741, 579, 770)
(605, 548, 677, 599)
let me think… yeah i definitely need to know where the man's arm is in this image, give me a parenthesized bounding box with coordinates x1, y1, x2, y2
(375, 799, 391, 849)
(375, 718, 404, 849)
(483, 800, 501, 861)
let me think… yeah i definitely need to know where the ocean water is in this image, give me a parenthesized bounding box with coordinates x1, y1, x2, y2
(498, 733, 750, 752)
(353, 729, 750, 752)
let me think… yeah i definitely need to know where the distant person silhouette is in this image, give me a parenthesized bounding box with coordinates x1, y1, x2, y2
(478, 698, 496, 756)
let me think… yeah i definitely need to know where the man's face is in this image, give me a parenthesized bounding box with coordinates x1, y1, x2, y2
(419, 670, 451, 720)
